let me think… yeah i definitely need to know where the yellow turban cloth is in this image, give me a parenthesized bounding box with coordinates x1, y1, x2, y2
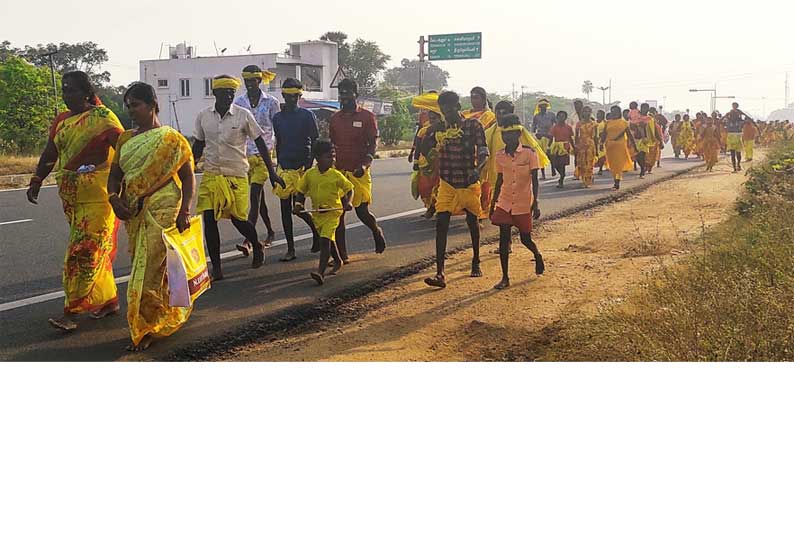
(534, 98, 551, 116)
(281, 87, 303, 95)
(412, 93, 441, 114)
(242, 70, 277, 84)
(212, 77, 241, 90)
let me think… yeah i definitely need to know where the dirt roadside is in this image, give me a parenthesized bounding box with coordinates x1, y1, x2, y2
(226, 156, 752, 361)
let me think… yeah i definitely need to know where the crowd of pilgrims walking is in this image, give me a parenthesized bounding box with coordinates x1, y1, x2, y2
(24, 68, 784, 351)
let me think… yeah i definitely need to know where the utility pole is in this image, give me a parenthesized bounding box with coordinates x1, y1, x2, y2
(786, 71, 790, 108)
(597, 85, 610, 108)
(39, 49, 59, 117)
(608, 78, 612, 106)
(689, 87, 717, 113)
(520, 85, 527, 125)
(417, 36, 427, 95)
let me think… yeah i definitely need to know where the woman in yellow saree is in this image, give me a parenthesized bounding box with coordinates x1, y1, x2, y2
(107, 82, 196, 351)
(678, 115, 695, 159)
(574, 106, 598, 187)
(27, 71, 123, 332)
(602, 106, 636, 190)
(701, 118, 722, 172)
(462, 86, 497, 129)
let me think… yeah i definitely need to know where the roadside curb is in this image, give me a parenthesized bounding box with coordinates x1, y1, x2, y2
(166, 162, 704, 361)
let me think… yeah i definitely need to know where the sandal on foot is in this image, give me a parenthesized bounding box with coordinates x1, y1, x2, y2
(424, 275, 446, 288)
(236, 241, 251, 257)
(48, 317, 77, 332)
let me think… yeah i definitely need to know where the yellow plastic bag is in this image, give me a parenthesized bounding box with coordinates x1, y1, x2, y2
(162, 216, 211, 307)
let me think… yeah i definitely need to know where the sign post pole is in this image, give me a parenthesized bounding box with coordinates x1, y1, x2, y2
(417, 36, 426, 94)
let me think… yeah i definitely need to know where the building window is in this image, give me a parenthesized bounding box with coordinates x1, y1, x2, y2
(301, 66, 323, 92)
(180, 79, 190, 98)
(204, 78, 212, 97)
(157, 79, 168, 88)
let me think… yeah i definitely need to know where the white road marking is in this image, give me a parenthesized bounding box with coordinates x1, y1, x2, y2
(0, 207, 426, 313)
(0, 219, 33, 226)
(0, 184, 57, 193)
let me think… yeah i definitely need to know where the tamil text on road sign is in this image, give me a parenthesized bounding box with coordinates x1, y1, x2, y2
(427, 33, 482, 61)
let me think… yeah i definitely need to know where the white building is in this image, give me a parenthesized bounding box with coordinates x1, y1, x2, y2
(139, 40, 339, 138)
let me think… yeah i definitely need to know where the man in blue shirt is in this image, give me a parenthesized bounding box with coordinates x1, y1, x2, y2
(272, 78, 320, 261)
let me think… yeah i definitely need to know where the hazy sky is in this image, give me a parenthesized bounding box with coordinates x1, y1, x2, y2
(3, 0, 792, 117)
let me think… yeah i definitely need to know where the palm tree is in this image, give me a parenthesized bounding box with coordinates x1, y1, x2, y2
(581, 80, 594, 101)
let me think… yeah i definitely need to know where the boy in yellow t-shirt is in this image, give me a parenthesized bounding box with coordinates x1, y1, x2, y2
(294, 140, 354, 285)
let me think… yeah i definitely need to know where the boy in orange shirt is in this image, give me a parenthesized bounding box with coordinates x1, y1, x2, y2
(490, 115, 545, 290)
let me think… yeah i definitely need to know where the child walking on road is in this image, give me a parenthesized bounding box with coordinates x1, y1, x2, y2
(294, 140, 354, 285)
(490, 116, 545, 290)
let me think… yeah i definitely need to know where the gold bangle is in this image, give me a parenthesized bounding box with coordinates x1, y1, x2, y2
(108, 192, 119, 202)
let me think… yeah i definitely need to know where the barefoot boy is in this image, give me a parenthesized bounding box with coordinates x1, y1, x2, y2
(490, 115, 545, 290)
(294, 140, 354, 285)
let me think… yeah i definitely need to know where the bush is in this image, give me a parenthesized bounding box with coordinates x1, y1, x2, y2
(379, 98, 413, 146)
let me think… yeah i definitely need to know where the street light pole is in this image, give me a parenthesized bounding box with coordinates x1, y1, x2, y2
(689, 87, 716, 113)
(597, 85, 610, 108)
(520, 85, 527, 125)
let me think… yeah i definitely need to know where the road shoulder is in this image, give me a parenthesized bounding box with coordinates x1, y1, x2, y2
(214, 157, 747, 361)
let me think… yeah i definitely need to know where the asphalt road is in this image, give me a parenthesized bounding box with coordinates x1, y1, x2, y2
(0, 152, 696, 361)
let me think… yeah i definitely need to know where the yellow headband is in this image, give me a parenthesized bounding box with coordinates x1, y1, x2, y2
(212, 77, 241, 91)
(501, 125, 522, 132)
(534, 99, 551, 116)
(242, 70, 277, 84)
(281, 87, 303, 95)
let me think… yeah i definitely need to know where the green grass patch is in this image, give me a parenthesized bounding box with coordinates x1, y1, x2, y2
(539, 143, 794, 361)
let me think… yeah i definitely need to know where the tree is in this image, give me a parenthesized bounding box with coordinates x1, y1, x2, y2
(0, 55, 60, 153)
(97, 85, 132, 129)
(20, 42, 111, 85)
(378, 99, 413, 146)
(346, 39, 390, 92)
(383, 59, 449, 93)
(319, 31, 351, 68)
(581, 80, 594, 101)
(318, 32, 389, 92)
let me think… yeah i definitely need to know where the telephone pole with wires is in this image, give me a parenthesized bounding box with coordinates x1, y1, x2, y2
(39, 48, 59, 117)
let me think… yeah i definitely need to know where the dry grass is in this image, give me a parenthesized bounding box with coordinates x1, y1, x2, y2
(539, 144, 794, 361)
(0, 154, 38, 176)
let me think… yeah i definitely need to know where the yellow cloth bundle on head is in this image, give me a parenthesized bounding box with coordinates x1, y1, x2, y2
(412, 93, 441, 114)
(211, 77, 241, 91)
(281, 87, 303, 95)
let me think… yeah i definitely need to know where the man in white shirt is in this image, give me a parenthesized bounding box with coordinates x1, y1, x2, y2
(192, 74, 283, 281)
(233, 65, 281, 254)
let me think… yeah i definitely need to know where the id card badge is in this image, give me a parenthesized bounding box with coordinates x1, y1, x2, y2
(352, 121, 363, 128)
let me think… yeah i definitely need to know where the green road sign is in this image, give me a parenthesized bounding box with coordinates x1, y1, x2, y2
(427, 33, 482, 61)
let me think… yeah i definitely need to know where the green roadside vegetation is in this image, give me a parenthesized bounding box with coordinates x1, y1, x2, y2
(541, 143, 794, 361)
